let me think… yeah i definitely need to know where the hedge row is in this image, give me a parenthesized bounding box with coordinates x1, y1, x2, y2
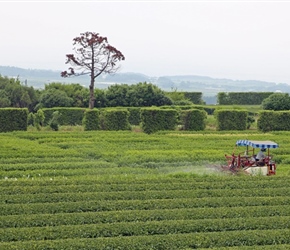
(2, 196, 290, 216)
(0, 108, 28, 132)
(1, 216, 290, 242)
(2, 177, 287, 194)
(180, 109, 207, 130)
(42, 107, 85, 126)
(217, 92, 274, 105)
(8, 107, 290, 133)
(258, 111, 290, 132)
(3, 187, 290, 204)
(1, 229, 290, 249)
(215, 109, 248, 130)
(1, 204, 289, 228)
(140, 108, 178, 134)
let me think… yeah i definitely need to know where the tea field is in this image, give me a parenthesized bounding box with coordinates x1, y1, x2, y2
(1, 130, 290, 249)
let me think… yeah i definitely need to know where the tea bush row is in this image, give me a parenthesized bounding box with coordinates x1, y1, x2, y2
(1, 176, 288, 193)
(1, 196, 290, 216)
(1, 229, 290, 249)
(1, 216, 290, 242)
(1, 204, 290, 228)
(3, 187, 290, 205)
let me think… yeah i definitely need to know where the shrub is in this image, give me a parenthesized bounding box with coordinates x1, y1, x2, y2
(34, 109, 45, 130)
(49, 111, 61, 131)
(128, 107, 141, 125)
(262, 93, 290, 111)
(42, 108, 85, 126)
(215, 109, 248, 130)
(141, 108, 178, 134)
(0, 108, 28, 132)
(100, 109, 130, 131)
(180, 109, 207, 131)
(258, 111, 290, 132)
(83, 109, 100, 131)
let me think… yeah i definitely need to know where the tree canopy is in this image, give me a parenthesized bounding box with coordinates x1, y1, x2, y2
(262, 93, 290, 111)
(61, 32, 125, 109)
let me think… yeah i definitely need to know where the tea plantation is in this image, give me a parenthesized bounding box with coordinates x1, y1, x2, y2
(1, 130, 290, 249)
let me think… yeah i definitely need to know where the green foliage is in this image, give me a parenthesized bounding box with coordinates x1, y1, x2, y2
(258, 111, 290, 132)
(0, 75, 39, 111)
(128, 107, 141, 125)
(1, 130, 290, 249)
(215, 109, 248, 130)
(0, 89, 11, 107)
(49, 111, 61, 131)
(106, 82, 172, 107)
(45, 82, 89, 108)
(262, 93, 290, 111)
(100, 109, 131, 130)
(0, 108, 28, 132)
(34, 109, 45, 130)
(37, 88, 73, 109)
(141, 108, 178, 134)
(180, 109, 207, 131)
(94, 88, 107, 108)
(184, 92, 203, 104)
(42, 108, 85, 126)
(82, 109, 100, 131)
(247, 115, 256, 129)
(218, 92, 274, 105)
(27, 112, 34, 126)
(165, 90, 203, 105)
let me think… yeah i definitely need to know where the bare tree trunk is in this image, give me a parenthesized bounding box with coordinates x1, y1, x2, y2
(89, 75, 95, 109)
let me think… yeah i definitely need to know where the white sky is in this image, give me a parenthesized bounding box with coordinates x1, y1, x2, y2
(1, 1, 290, 83)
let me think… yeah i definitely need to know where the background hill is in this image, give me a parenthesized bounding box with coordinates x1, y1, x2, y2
(1, 65, 289, 104)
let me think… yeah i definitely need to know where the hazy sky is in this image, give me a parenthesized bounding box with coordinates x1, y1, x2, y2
(1, 1, 290, 84)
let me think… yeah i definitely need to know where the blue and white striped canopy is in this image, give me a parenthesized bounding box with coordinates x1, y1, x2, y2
(236, 140, 279, 149)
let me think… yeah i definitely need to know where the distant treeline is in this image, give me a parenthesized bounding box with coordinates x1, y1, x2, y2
(0, 74, 277, 112)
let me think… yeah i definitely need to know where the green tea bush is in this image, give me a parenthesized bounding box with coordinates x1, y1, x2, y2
(128, 107, 141, 125)
(141, 108, 178, 134)
(215, 109, 247, 130)
(0, 108, 28, 132)
(42, 108, 85, 126)
(100, 109, 130, 130)
(180, 109, 207, 131)
(258, 111, 290, 132)
(82, 109, 100, 131)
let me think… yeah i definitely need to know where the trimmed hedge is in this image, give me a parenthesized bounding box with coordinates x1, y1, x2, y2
(180, 109, 207, 131)
(258, 111, 290, 132)
(82, 109, 100, 131)
(217, 92, 274, 105)
(100, 109, 131, 131)
(141, 108, 178, 134)
(128, 107, 141, 125)
(0, 108, 28, 132)
(42, 108, 86, 126)
(215, 109, 248, 130)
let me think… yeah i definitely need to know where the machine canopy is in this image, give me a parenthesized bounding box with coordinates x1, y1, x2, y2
(236, 140, 279, 149)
